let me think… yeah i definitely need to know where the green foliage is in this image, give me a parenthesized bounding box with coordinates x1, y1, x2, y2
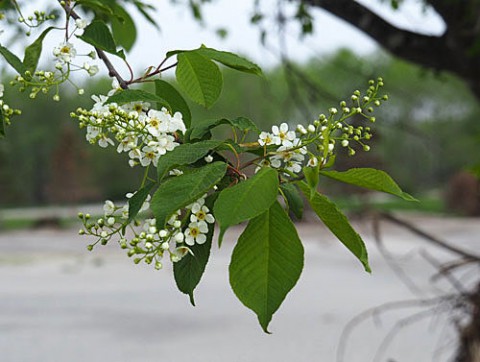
(319, 168, 417, 201)
(280, 183, 304, 219)
(176, 51, 223, 108)
(298, 182, 371, 272)
(214, 167, 279, 245)
(106, 89, 171, 110)
(174, 195, 217, 305)
(127, 182, 155, 224)
(78, 20, 125, 59)
(229, 201, 304, 333)
(23, 27, 55, 73)
(189, 116, 260, 140)
(156, 140, 222, 181)
(155, 80, 192, 128)
(0, 45, 28, 75)
(110, 4, 137, 52)
(151, 162, 227, 227)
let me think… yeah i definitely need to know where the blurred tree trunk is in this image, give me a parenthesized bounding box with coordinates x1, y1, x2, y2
(304, 0, 480, 101)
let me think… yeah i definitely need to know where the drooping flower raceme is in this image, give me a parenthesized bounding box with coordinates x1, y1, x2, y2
(72, 84, 185, 169)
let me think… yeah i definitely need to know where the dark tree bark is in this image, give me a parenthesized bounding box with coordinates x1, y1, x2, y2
(302, 0, 480, 100)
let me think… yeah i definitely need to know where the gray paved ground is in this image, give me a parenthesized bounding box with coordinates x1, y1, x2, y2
(1, 215, 479, 362)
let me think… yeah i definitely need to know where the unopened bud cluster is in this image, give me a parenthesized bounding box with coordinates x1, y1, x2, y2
(78, 193, 215, 269)
(0, 84, 22, 129)
(256, 78, 387, 174)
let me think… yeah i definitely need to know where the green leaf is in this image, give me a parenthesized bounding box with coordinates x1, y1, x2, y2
(229, 201, 304, 333)
(280, 183, 303, 219)
(174, 194, 216, 305)
(105, 89, 171, 110)
(303, 164, 319, 199)
(0, 109, 5, 139)
(111, 5, 137, 52)
(298, 182, 370, 272)
(176, 52, 223, 108)
(154, 80, 192, 128)
(214, 167, 279, 245)
(197, 46, 263, 76)
(157, 140, 221, 181)
(151, 162, 227, 227)
(127, 182, 155, 224)
(133, 1, 160, 29)
(78, 20, 125, 59)
(0, 44, 28, 75)
(23, 27, 54, 73)
(190, 116, 260, 140)
(76, 0, 115, 15)
(319, 168, 416, 201)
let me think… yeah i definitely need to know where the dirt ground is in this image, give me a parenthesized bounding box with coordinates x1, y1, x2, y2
(1, 214, 479, 362)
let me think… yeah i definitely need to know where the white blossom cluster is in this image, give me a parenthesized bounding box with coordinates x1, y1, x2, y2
(79, 193, 215, 269)
(257, 123, 308, 174)
(10, 16, 98, 100)
(72, 84, 186, 169)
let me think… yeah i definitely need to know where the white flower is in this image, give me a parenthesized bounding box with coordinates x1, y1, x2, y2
(169, 111, 186, 133)
(117, 134, 137, 153)
(103, 200, 115, 216)
(145, 109, 169, 137)
(0, 83, 4, 98)
(53, 42, 76, 63)
(98, 134, 114, 148)
(75, 18, 88, 29)
(184, 221, 209, 246)
(258, 131, 279, 146)
(272, 123, 296, 147)
(307, 156, 318, 167)
(285, 160, 302, 174)
(190, 202, 215, 224)
(87, 64, 99, 76)
(204, 155, 213, 163)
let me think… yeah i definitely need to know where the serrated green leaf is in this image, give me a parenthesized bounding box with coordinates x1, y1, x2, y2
(127, 182, 155, 224)
(190, 116, 260, 140)
(23, 27, 54, 73)
(176, 52, 223, 108)
(111, 5, 137, 52)
(105, 89, 171, 110)
(154, 80, 191, 128)
(319, 168, 416, 201)
(298, 182, 370, 272)
(174, 194, 216, 305)
(280, 183, 303, 219)
(0, 44, 28, 75)
(78, 20, 125, 59)
(197, 46, 263, 76)
(214, 167, 279, 245)
(157, 140, 221, 181)
(151, 162, 227, 227)
(229, 200, 304, 333)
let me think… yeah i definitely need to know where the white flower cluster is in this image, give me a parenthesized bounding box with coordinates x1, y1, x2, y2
(257, 122, 308, 174)
(79, 194, 215, 269)
(73, 83, 186, 169)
